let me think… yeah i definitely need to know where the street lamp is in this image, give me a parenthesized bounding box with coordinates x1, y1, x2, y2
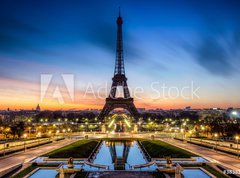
(3, 127, 10, 157)
(23, 133, 27, 152)
(174, 129, 177, 138)
(28, 127, 31, 138)
(48, 131, 52, 141)
(63, 129, 66, 138)
(37, 132, 41, 145)
(56, 130, 60, 139)
(37, 132, 41, 137)
(214, 133, 218, 151)
(236, 136, 239, 158)
(85, 122, 88, 132)
(201, 127, 205, 145)
(0, 126, 3, 135)
(180, 129, 185, 140)
(67, 128, 71, 139)
(3, 129, 6, 157)
(189, 131, 192, 141)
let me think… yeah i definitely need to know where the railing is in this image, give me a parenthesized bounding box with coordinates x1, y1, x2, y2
(137, 140, 152, 162)
(84, 161, 108, 169)
(132, 161, 155, 169)
(88, 140, 103, 162)
(0, 140, 54, 157)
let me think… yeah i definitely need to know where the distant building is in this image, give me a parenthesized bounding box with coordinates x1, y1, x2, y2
(185, 106, 191, 110)
(0, 114, 3, 121)
(137, 108, 145, 113)
(36, 104, 41, 112)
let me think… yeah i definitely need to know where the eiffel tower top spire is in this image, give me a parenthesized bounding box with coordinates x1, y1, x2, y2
(118, 6, 121, 18)
(114, 7, 125, 75)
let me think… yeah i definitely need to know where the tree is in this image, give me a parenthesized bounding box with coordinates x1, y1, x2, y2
(10, 121, 25, 139)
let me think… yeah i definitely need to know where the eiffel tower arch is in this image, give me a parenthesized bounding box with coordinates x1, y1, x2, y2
(98, 10, 139, 120)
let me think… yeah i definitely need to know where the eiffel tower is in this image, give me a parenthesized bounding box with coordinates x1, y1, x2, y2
(98, 10, 139, 120)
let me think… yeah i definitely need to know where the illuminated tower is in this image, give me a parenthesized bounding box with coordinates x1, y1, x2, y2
(98, 9, 139, 120)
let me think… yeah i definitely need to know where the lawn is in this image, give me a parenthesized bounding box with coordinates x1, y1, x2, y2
(202, 165, 228, 178)
(141, 140, 196, 158)
(44, 139, 99, 158)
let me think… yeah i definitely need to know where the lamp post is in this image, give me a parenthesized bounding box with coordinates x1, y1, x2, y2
(236, 136, 239, 158)
(28, 127, 31, 138)
(3, 132, 6, 157)
(180, 129, 184, 140)
(37, 132, 41, 145)
(3, 128, 10, 157)
(174, 129, 177, 138)
(214, 133, 218, 151)
(56, 130, 60, 140)
(138, 122, 141, 133)
(63, 129, 66, 138)
(201, 127, 205, 145)
(85, 122, 88, 133)
(48, 131, 52, 141)
(23, 133, 27, 152)
(189, 131, 192, 142)
(67, 128, 71, 139)
(0, 127, 3, 137)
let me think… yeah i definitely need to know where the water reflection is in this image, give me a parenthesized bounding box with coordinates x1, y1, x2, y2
(93, 141, 147, 170)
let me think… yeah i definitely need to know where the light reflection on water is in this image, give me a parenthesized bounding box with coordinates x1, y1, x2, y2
(93, 141, 147, 168)
(29, 169, 58, 178)
(182, 169, 211, 178)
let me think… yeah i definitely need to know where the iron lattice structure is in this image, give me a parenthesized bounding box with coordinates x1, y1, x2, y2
(98, 11, 139, 120)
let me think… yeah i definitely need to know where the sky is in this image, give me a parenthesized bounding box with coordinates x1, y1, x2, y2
(0, 0, 240, 110)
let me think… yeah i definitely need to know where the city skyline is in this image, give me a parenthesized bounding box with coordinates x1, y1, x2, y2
(1, 0, 240, 110)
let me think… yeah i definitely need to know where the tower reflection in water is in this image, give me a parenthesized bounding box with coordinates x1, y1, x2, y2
(93, 141, 146, 170)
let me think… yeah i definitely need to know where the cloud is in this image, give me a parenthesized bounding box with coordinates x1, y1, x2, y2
(181, 16, 240, 77)
(0, 16, 50, 55)
(83, 16, 147, 64)
(194, 37, 233, 76)
(0, 16, 41, 34)
(84, 21, 115, 52)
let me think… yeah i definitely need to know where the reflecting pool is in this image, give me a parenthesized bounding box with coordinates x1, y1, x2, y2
(29, 169, 58, 178)
(182, 168, 211, 178)
(30, 140, 210, 173)
(93, 141, 147, 168)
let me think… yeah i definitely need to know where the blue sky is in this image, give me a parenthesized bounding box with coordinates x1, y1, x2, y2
(0, 0, 240, 109)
